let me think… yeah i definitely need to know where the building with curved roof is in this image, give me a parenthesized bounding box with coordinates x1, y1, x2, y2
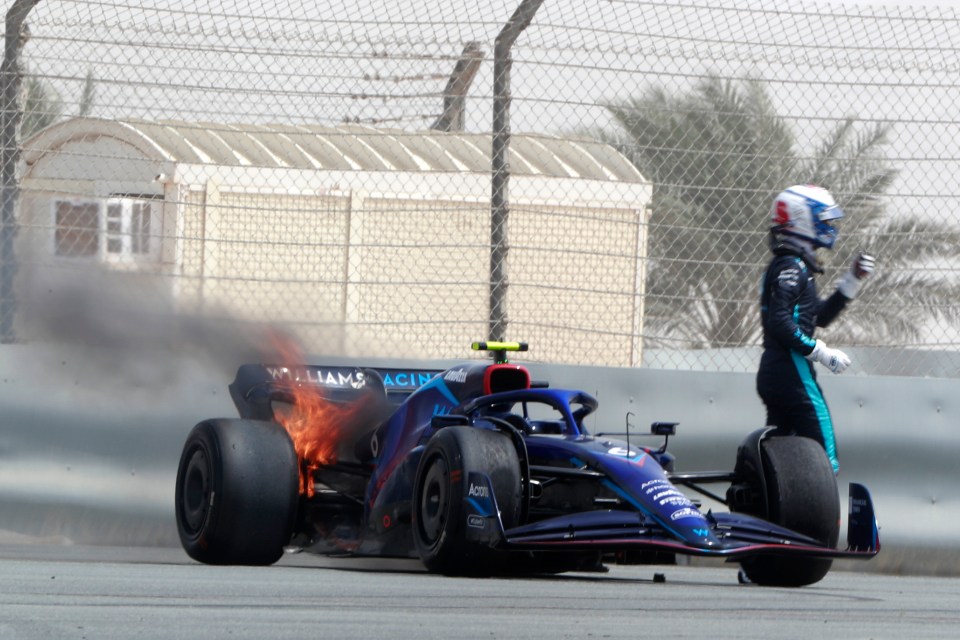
(19, 118, 651, 364)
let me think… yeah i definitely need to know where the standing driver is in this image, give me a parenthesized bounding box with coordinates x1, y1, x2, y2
(757, 184, 874, 474)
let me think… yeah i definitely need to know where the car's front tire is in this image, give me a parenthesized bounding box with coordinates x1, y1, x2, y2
(412, 426, 521, 575)
(175, 419, 299, 565)
(737, 435, 840, 587)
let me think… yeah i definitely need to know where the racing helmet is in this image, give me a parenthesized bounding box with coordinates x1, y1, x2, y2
(769, 184, 845, 252)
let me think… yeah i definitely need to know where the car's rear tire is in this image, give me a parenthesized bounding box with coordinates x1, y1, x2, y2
(175, 419, 299, 565)
(738, 436, 840, 587)
(412, 427, 522, 575)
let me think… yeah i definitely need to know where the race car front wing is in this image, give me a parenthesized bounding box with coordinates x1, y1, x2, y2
(464, 475, 880, 561)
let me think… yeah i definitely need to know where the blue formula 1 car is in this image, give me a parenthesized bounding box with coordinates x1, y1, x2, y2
(175, 342, 879, 586)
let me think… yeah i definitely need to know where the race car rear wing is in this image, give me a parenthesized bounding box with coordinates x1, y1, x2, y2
(229, 363, 442, 420)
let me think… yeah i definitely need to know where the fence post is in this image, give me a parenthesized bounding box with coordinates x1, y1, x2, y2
(489, 0, 544, 343)
(0, 0, 38, 343)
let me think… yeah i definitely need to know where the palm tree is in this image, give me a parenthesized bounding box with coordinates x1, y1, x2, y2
(22, 67, 95, 139)
(21, 73, 62, 139)
(803, 123, 960, 345)
(600, 76, 960, 349)
(78, 68, 95, 117)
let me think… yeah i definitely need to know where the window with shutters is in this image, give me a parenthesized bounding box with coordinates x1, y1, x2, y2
(54, 197, 158, 263)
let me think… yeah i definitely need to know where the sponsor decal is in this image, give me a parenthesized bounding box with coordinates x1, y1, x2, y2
(660, 496, 694, 507)
(669, 508, 701, 521)
(606, 447, 639, 458)
(642, 479, 668, 491)
(652, 489, 684, 502)
(467, 514, 485, 529)
(433, 404, 451, 416)
(381, 372, 436, 388)
(468, 483, 489, 498)
(777, 267, 800, 290)
(266, 367, 367, 388)
(693, 528, 710, 537)
(266, 366, 294, 382)
(443, 369, 468, 383)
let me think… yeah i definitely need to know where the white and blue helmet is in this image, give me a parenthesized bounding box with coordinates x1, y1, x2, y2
(770, 184, 845, 251)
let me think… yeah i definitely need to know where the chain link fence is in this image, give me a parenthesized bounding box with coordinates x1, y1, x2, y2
(3, 0, 960, 375)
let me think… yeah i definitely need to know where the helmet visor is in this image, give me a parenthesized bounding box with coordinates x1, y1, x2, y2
(816, 203, 845, 222)
(814, 218, 840, 248)
(808, 198, 843, 248)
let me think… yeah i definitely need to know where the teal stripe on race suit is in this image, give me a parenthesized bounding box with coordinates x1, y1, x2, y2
(790, 350, 840, 474)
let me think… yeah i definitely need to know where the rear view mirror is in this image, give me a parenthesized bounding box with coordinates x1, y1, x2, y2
(650, 421, 677, 436)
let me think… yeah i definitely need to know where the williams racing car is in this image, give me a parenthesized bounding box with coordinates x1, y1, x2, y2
(175, 342, 879, 586)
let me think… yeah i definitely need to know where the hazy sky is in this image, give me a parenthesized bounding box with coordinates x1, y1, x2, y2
(23, 0, 960, 214)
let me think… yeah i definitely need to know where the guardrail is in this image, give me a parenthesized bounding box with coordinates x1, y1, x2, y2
(0, 345, 955, 575)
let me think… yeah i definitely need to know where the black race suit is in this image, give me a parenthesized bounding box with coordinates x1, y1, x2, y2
(757, 247, 850, 473)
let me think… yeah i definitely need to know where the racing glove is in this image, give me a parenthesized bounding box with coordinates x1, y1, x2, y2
(807, 339, 851, 374)
(836, 253, 876, 299)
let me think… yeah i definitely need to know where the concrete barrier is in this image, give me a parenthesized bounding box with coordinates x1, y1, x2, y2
(1, 344, 956, 575)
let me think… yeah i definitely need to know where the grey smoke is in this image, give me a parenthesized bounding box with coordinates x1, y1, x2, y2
(17, 264, 321, 391)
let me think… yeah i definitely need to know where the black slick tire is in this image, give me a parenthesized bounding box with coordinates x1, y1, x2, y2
(738, 435, 840, 587)
(175, 419, 299, 565)
(412, 426, 521, 575)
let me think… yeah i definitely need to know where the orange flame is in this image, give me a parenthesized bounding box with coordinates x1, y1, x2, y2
(266, 330, 365, 498)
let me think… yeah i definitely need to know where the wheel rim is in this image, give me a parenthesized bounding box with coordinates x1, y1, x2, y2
(180, 445, 211, 535)
(418, 455, 449, 546)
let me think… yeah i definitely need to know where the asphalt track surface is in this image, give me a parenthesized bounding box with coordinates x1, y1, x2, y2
(1, 544, 957, 640)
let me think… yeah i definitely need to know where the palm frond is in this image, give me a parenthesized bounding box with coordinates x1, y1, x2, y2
(597, 75, 957, 348)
